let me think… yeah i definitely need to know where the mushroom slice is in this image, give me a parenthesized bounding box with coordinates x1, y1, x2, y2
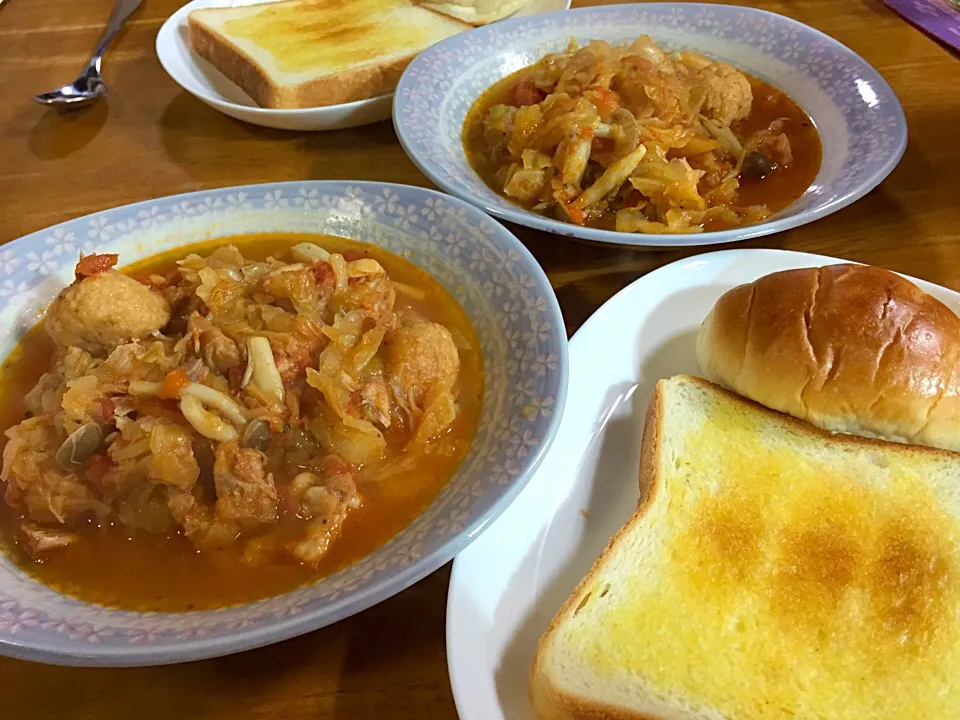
(180, 395, 239, 442)
(291, 243, 331, 264)
(55, 423, 103, 470)
(241, 418, 271, 452)
(246, 337, 285, 405)
(346, 258, 386, 279)
(182, 383, 248, 426)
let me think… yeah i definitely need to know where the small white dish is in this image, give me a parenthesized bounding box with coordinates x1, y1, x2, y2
(445, 248, 960, 719)
(155, 0, 571, 132)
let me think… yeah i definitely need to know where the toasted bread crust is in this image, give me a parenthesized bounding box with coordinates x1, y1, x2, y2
(530, 381, 669, 720)
(529, 375, 960, 719)
(187, 9, 459, 109)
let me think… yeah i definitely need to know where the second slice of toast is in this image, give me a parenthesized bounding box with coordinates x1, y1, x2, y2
(188, 0, 470, 109)
(531, 375, 960, 719)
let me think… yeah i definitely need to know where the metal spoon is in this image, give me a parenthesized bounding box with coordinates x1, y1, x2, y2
(33, 0, 143, 108)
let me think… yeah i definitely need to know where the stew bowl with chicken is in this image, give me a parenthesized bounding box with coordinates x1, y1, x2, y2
(394, 3, 907, 247)
(0, 181, 567, 666)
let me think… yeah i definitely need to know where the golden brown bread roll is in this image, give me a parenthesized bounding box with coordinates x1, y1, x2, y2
(696, 263, 960, 451)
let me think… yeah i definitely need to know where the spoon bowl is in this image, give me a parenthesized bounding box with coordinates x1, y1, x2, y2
(32, 0, 141, 109)
(34, 65, 107, 108)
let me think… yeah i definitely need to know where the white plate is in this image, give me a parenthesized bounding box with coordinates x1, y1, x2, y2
(155, 0, 571, 132)
(445, 248, 960, 719)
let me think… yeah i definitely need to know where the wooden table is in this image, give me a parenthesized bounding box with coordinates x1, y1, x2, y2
(1, 0, 958, 716)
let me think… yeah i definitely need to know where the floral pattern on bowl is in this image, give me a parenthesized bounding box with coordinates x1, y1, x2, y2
(393, 2, 908, 248)
(0, 181, 568, 666)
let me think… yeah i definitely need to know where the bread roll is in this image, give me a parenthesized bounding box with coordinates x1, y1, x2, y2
(696, 264, 960, 451)
(418, 0, 526, 25)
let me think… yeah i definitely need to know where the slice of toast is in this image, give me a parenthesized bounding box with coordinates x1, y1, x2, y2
(188, 0, 470, 109)
(531, 375, 960, 720)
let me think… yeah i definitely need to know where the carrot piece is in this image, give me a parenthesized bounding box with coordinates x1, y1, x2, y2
(98, 397, 115, 421)
(158, 368, 191, 400)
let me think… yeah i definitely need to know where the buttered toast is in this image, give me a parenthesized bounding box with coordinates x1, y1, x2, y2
(188, 0, 470, 109)
(531, 375, 960, 720)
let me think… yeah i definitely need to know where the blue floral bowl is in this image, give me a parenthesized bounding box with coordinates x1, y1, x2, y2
(0, 181, 568, 666)
(393, 3, 907, 248)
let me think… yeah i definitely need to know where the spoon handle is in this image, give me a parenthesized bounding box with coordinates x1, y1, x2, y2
(89, 0, 144, 66)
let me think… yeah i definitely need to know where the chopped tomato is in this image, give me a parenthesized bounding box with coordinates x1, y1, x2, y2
(342, 250, 366, 262)
(88, 453, 113, 479)
(97, 397, 115, 421)
(313, 261, 335, 291)
(592, 137, 616, 155)
(227, 365, 244, 393)
(512, 78, 545, 107)
(323, 455, 356, 478)
(563, 202, 586, 225)
(158, 368, 190, 400)
(585, 86, 618, 117)
(74, 253, 118, 280)
(346, 390, 362, 417)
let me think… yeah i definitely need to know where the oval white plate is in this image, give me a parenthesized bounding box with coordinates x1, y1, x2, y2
(155, 0, 571, 131)
(445, 248, 960, 719)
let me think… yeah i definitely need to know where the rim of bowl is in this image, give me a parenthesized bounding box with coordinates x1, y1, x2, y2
(393, 2, 908, 248)
(0, 180, 569, 666)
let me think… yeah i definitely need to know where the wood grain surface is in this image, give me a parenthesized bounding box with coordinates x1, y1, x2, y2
(1, 0, 958, 717)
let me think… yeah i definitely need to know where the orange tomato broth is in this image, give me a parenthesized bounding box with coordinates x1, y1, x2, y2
(463, 67, 823, 231)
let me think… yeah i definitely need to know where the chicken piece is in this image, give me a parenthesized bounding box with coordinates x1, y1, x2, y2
(46, 270, 171, 355)
(693, 61, 753, 127)
(360, 377, 392, 428)
(213, 441, 278, 527)
(744, 120, 794, 169)
(167, 487, 239, 549)
(268, 333, 316, 385)
(384, 316, 460, 410)
(1, 417, 107, 524)
(186, 314, 241, 373)
(20, 523, 79, 556)
(288, 471, 361, 565)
